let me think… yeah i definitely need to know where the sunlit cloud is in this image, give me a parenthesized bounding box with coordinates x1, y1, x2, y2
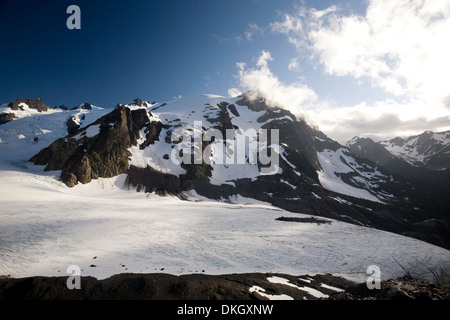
(230, 0, 450, 143)
(233, 51, 319, 121)
(288, 58, 300, 71)
(227, 87, 242, 98)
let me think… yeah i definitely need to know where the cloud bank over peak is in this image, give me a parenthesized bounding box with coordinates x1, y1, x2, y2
(228, 51, 319, 124)
(229, 0, 450, 143)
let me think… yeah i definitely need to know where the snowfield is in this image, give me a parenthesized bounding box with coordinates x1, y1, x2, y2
(1, 163, 449, 283)
(317, 148, 383, 203)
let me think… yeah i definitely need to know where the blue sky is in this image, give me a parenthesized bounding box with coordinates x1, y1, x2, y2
(1, 0, 449, 142)
(0, 0, 367, 106)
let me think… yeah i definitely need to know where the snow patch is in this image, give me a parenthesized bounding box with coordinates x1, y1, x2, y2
(267, 276, 329, 298)
(317, 149, 382, 203)
(311, 192, 322, 199)
(280, 179, 297, 190)
(73, 124, 101, 140)
(249, 286, 293, 300)
(128, 128, 186, 177)
(320, 283, 344, 292)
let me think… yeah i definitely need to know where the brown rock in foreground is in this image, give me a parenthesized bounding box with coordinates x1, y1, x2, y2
(0, 273, 448, 300)
(330, 279, 450, 300)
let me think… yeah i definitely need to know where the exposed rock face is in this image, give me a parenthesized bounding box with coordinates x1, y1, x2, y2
(346, 134, 450, 247)
(236, 94, 320, 179)
(330, 279, 450, 300)
(8, 98, 49, 112)
(71, 102, 93, 110)
(30, 105, 162, 188)
(132, 98, 143, 106)
(381, 130, 450, 171)
(205, 101, 235, 136)
(0, 273, 447, 300)
(0, 113, 16, 125)
(81, 102, 92, 110)
(0, 273, 354, 300)
(347, 135, 450, 189)
(125, 165, 181, 194)
(66, 116, 80, 134)
(346, 137, 397, 167)
(130, 98, 153, 108)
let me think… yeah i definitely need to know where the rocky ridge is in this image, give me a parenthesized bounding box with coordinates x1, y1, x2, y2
(0, 273, 448, 300)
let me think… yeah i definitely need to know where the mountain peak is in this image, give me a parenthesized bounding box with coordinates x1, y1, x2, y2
(8, 98, 49, 112)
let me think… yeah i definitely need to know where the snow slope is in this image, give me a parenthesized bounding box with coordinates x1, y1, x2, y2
(317, 148, 383, 203)
(130, 95, 282, 185)
(379, 130, 450, 169)
(0, 103, 108, 164)
(0, 166, 449, 282)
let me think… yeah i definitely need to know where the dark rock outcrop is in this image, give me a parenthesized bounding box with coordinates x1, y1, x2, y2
(0, 273, 353, 300)
(125, 165, 180, 194)
(30, 105, 161, 187)
(8, 98, 49, 112)
(66, 116, 80, 135)
(330, 279, 450, 300)
(80, 102, 93, 110)
(132, 98, 143, 106)
(0, 113, 16, 125)
(71, 102, 93, 110)
(347, 135, 450, 189)
(0, 272, 447, 300)
(206, 101, 234, 136)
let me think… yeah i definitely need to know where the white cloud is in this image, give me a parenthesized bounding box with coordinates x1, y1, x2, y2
(309, 100, 450, 143)
(233, 51, 319, 119)
(233, 52, 411, 141)
(230, 49, 450, 142)
(227, 87, 242, 98)
(288, 58, 299, 71)
(272, 0, 450, 104)
(225, 0, 450, 142)
(256, 50, 273, 68)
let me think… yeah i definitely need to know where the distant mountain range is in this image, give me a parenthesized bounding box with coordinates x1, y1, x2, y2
(346, 131, 450, 189)
(1, 92, 449, 249)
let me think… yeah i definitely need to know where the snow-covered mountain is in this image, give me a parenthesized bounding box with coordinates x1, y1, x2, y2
(347, 132, 450, 190)
(1, 94, 449, 250)
(0, 98, 108, 162)
(347, 131, 450, 172)
(380, 131, 450, 171)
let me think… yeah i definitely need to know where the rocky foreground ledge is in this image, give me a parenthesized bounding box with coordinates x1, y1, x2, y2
(0, 273, 448, 300)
